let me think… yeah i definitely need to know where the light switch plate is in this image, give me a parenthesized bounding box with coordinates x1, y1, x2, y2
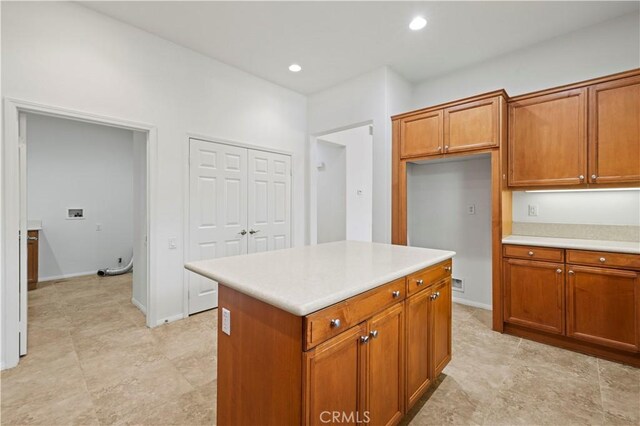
(222, 308, 231, 335)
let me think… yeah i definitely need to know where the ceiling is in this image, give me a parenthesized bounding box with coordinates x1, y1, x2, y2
(81, 1, 639, 95)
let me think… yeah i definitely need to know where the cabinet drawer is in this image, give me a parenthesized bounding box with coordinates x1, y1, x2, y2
(407, 260, 452, 296)
(304, 278, 406, 350)
(503, 245, 564, 262)
(566, 250, 640, 270)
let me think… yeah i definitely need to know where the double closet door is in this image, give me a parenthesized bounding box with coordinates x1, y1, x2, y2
(188, 138, 292, 314)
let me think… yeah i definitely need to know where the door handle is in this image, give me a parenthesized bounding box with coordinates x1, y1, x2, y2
(238, 230, 247, 236)
(249, 229, 260, 235)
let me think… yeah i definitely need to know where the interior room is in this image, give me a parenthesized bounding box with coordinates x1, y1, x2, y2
(1, 1, 639, 425)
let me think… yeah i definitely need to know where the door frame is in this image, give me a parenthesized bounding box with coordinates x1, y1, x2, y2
(308, 121, 373, 245)
(2, 98, 159, 369)
(183, 133, 294, 317)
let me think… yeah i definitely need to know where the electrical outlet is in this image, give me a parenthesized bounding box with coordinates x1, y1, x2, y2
(528, 205, 539, 217)
(467, 204, 476, 215)
(222, 308, 231, 335)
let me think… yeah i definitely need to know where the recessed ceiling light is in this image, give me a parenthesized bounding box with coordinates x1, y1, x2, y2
(409, 16, 427, 31)
(289, 64, 302, 72)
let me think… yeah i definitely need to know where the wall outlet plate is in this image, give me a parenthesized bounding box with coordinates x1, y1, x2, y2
(528, 205, 539, 216)
(467, 204, 476, 215)
(222, 308, 231, 335)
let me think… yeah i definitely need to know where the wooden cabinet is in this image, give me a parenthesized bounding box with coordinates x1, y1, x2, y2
(396, 92, 505, 159)
(508, 88, 587, 187)
(430, 278, 452, 377)
(566, 265, 639, 352)
(304, 323, 368, 426)
(27, 230, 39, 290)
(444, 97, 501, 153)
(588, 75, 640, 184)
(503, 258, 565, 334)
(368, 303, 404, 426)
(400, 110, 443, 158)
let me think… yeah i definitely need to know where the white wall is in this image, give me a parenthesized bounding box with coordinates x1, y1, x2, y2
(513, 191, 640, 226)
(320, 125, 373, 242)
(413, 13, 640, 107)
(407, 156, 492, 309)
(1, 0, 307, 337)
(26, 114, 134, 281)
(132, 131, 147, 313)
(316, 141, 346, 243)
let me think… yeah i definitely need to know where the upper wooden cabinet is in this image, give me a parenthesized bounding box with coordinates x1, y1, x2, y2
(508, 88, 587, 187)
(395, 92, 506, 159)
(588, 75, 640, 184)
(508, 70, 640, 188)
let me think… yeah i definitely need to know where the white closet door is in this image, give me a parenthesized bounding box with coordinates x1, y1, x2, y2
(188, 139, 248, 314)
(247, 150, 292, 253)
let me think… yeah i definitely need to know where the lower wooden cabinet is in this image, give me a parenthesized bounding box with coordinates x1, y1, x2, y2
(503, 258, 564, 334)
(431, 278, 452, 377)
(27, 230, 39, 290)
(566, 265, 639, 352)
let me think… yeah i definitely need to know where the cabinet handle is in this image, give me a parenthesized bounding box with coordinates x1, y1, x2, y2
(579, 175, 585, 181)
(369, 330, 378, 339)
(416, 279, 424, 286)
(599, 257, 606, 263)
(528, 251, 534, 256)
(392, 290, 400, 298)
(360, 335, 370, 344)
(556, 269, 562, 274)
(444, 266, 452, 272)
(591, 174, 597, 181)
(568, 270, 575, 275)
(330, 319, 341, 328)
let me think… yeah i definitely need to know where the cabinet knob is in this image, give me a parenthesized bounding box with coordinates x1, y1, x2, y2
(599, 257, 606, 263)
(391, 290, 400, 298)
(436, 291, 440, 298)
(591, 174, 597, 180)
(369, 330, 378, 339)
(416, 279, 424, 286)
(528, 251, 534, 256)
(444, 266, 452, 272)
(444, 145, 449, 152)
(360, 335, 370, 344)
(568, 270, 575, 275)
(579, 175, 585, 181)
(330, 319, 341, 328)
(556, 269, 562, 274)
(437, 146, 442, 152)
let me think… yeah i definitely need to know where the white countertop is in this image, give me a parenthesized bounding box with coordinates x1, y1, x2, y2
(503, 235, 640, 254)
(185, 241, 455, 316)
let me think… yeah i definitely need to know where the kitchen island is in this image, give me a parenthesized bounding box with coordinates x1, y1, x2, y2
(186, 241, 455, 426)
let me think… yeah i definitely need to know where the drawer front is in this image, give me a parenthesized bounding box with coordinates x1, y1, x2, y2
(503, 244, 564, 262)
(407, 260, 452, 296)
(566, 250, 640, 270)
(304, 278, 406, 350)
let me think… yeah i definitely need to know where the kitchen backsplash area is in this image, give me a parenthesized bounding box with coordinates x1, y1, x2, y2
(512, 190, 640, 242)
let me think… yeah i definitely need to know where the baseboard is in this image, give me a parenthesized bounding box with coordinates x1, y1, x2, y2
(131, 297, 147, 315)
(154, 313, 185, 327)
(452, 297, 492, 311)
(39, 270, 97, 282)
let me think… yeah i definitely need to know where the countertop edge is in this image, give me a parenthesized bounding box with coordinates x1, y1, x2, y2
(502, 236, 640, 255)
(185, 251, 455, 316)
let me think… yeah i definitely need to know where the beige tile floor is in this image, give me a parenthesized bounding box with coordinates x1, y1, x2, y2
(1, 274, 639, 425)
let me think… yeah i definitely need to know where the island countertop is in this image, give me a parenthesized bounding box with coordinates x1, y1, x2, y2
(185, 241, 455, 316)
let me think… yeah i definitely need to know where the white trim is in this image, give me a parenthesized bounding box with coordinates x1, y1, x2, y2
(154, 312, 185, 327)
(131, 296, 147, 315)
(38, 271, 97, 282)
(2, 98, 158, 370)
(182, 134, 294, 317)
(452, 297, 493, 311)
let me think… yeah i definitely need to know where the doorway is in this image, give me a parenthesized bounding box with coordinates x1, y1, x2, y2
(311, 124, 373, 244)
(2, 99, 155, 369)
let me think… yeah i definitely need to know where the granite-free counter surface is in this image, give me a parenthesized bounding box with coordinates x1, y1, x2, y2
(503, 235, 640, 255)
(185, 241, 455, 316)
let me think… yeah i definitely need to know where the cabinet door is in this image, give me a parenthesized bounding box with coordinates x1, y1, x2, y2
(405, 290, 431, 410)
(304, 323, 368, 426)
(400, 110, 443, 158)
(588, 75, 640, 184)
(368, 303, 404, 426)
(444, 97, 500, 153)
(503, 259, 565, 334)
(508, 88, 587, 187)
(430, 278, 452, 378)
(566, 265, 639, 352)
